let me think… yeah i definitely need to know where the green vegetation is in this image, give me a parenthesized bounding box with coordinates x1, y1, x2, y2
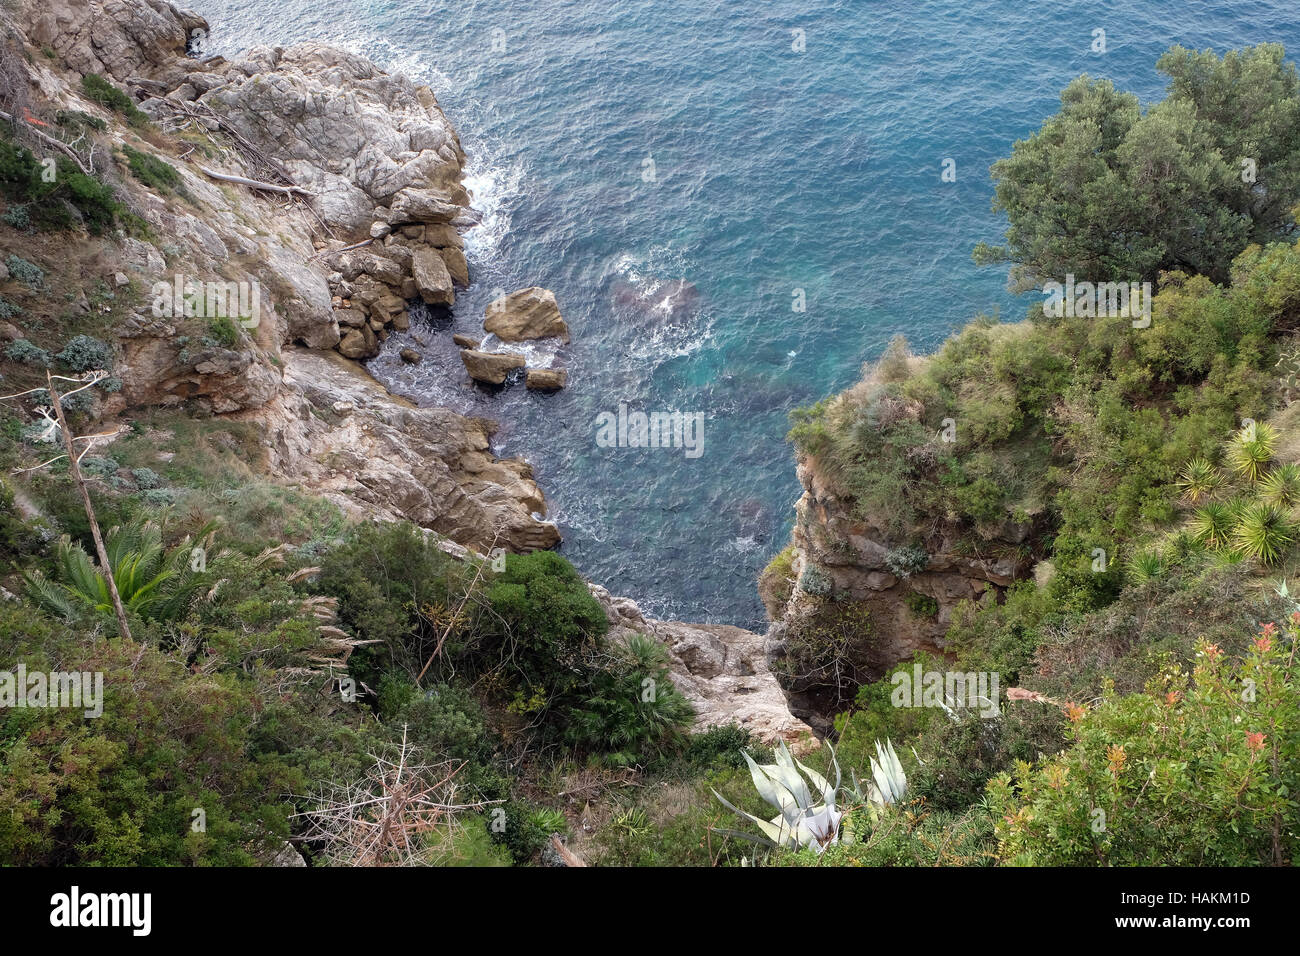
(974, 44, 1300, 288)
(988, 627, 1298, 865)
(774, 42, 1300, 868)
(121, 144, 187, 198)
(80, 74, 149, 126)
(3, 40, 1299, 869)
(0, 136, 128, 235)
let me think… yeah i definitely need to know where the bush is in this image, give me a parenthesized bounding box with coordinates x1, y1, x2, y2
(121, 145, 184, 194)
(56, 334, 113, 373)
(2, 204, 30, 229)
(797, 563, 832, 597)
(5, 255, 45, 290)
(4, 339, 51, 367)
(0, 139, 126, 235)
(81, 74, 148, 126)
(904, 590, 938, 618)
(563, 633, 695, 765)
(130, 467, 162, 490)
(484, 550, 609, 697)
(987, 627, 1299, 865)
(884, 546, 928, 579)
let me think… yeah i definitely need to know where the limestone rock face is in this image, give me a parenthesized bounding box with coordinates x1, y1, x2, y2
(588, 585, 817, 753)
(766, 450, 1041, 727)
(484, 288, 570, 342)
(12, 1, 562, 563)
(241, 348, 561, 553)
(23, 0, 206, 84)
(460, 349, 525, 385)
(201, 44, 467, 238)
(117, 316, 281, 414)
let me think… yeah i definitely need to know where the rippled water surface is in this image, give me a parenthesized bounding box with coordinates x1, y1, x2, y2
(194, 0, 1300, 627)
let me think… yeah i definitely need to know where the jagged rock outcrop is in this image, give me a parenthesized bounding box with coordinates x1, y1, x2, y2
(22, 0, 475, 362)
(765, 450, 1039, 725)
(589, 585, 817, 752)
(25, 0, 207, 85)
(16, 3, 560, 554)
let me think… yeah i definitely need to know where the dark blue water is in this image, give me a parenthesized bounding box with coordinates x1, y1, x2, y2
(195, 0, 1300, 627)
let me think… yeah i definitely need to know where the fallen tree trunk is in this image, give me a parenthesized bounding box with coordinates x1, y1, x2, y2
(197, 164, 313, 196)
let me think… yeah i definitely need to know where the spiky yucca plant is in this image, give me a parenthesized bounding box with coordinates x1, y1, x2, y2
(713, 740, 843, 853)
(1260, 462, 1300, 509)
(1125, 548, 1166, 582)
(1228, 422, 1279, 483)
(1190, 502, 1235, 551)
(1176, 457, 1222, 503)
(1232, 502, 1295, 565)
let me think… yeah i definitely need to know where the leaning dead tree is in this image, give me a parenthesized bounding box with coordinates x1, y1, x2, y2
(0, 371, 131, 640)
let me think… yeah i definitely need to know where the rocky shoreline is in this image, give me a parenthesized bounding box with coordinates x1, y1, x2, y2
(12, 0, 812, 747)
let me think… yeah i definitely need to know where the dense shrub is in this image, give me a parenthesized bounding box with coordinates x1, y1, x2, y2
(81, 73, 148, 126)
(57, 334, 113, 372)
(988, 627, 1299, 865)
(0, 140, 124, 234)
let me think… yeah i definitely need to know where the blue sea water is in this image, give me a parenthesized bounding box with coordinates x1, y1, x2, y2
(194, 0, 1300, 628)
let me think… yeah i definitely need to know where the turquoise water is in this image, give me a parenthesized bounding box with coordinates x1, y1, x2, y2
(196, 0, 1300, 627)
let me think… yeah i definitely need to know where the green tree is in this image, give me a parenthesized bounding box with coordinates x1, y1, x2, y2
(976, 45, 1300, 289)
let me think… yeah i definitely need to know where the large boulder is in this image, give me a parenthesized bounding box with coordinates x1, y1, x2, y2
(525, 368, 567, 391)
(412, 246, 455, 306)
(484, 288, 569, 342)
(460, 349, 524, 385)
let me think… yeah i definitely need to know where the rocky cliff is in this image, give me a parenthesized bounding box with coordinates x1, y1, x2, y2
(5, 0, 810, 746)
(763, 368, 1043, 728)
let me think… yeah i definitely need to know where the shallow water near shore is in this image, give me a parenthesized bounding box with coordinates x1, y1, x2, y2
(195, 0, 1300, 628)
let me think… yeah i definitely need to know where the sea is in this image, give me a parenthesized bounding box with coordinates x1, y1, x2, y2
(192, 0, 1300, 628)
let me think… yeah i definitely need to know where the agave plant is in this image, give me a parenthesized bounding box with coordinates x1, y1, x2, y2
(1260, 462, 1300, 509)
(1176, 457, 1222, 503)
(714, 738, 910, 854)
(1232, 502, 1295, 565)
(713, 740, 843, 853)
(24, 520, 213, 626)
(1189, 502, 1235, 551)
(846, 738, 909, 815)
(1228, 422, 1279, 483)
